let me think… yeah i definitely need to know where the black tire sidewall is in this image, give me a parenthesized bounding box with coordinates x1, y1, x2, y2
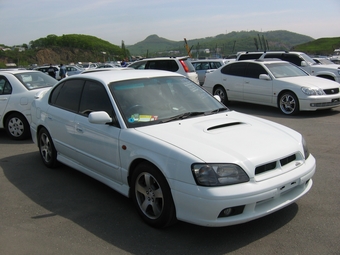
(131, 162, 176, 228)
(5, 113, 30, 140)
(38, 127, 58, 168)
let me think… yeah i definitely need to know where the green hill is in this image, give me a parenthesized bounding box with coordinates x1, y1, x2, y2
(126, 30, 314, 57)
(291, 37, 340, 55)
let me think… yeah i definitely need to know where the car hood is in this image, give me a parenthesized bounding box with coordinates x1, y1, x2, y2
(279, 76, 339, 88)
(136, 111, 302, 173)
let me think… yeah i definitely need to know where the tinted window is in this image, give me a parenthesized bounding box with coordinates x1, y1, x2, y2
(146, 60, 179, 72)
(238, 53, 262, 60)
(0, 76, 12, 94)
(129, 61, 147, 69)
(264, 53, 302, 66)
(246, 63, 268, 79)
(50, 79, 84, 112)
(79, 80, 114, 117)
(221, 62, 248, 77)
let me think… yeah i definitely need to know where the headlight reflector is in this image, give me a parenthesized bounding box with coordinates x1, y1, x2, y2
(192, 163, 249, 186)
(301, 87, 325, 95)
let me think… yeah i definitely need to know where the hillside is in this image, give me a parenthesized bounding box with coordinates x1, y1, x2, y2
(126, 30, 314, 57)
(2, 31, 339, 68)
(292, 37, 340, 55)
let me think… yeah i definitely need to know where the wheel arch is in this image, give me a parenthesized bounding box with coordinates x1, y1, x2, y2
(3, 110, 29, 127)
(316, 74, 336, 81)
(127, 158, 166, 197)
(277, 89, 299, 106)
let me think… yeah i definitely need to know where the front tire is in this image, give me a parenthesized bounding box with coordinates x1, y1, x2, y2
(5, 113, 30, 140)
(131, 162, 176, 228)
(38, 127, 58, 168)
(213, 86, 228, 105)
(279, 91, 299, 115)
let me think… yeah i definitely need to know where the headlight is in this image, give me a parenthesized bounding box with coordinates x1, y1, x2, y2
(191, 163, 249, 186)
(302, 137, 310, 159)
(301, 87, 325, 95)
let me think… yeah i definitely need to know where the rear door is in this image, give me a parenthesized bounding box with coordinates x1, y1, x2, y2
(220, 62, 247, 100)
(47, 79, 83, 156)
(0, 76, 11, 124)
(243, 63, 273, 104)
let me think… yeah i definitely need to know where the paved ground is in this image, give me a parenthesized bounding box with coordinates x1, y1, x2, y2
(0, 103, 339, 255)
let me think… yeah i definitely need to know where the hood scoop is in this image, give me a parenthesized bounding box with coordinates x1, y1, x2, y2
(207, 121, 245, 131)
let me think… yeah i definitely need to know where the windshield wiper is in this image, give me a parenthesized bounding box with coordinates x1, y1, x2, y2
(161, 112, 206, 123)
(206, 107, 229, 115)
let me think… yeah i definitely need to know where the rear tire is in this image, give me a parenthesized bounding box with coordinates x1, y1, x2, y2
(5, 113, 30, 140)
(38, 127, 58, 168)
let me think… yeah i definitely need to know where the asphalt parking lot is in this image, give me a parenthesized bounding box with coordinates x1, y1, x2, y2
(0, 103, 339, 255)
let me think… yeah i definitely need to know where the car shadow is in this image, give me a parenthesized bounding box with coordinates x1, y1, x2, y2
(0, 129, 34, 145)
(2, 151, 299, 255)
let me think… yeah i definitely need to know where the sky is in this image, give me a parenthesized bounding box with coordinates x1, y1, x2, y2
(1, 0, 340, 47)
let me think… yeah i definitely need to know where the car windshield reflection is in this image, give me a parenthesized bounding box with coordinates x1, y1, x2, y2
(109, 76, 228, 127)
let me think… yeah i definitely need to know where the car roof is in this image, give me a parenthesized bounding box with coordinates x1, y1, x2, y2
(191, 59, 225, 62)
(231, 59, 288, 64)
(0, 69, 43, 75)
(70, 69, 184, 84)
(133, 56, 190, 61)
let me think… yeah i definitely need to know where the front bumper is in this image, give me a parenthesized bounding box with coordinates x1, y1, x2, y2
(171, 154, 316, 227)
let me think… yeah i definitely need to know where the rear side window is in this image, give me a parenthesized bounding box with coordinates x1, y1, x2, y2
(50, 79, 84, 112)
(0, 76, 12, 95)
(221, 62, 248, 77)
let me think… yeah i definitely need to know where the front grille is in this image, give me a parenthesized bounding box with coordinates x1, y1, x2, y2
(324, 88, 339, 95)
(255, 154, 297, 175)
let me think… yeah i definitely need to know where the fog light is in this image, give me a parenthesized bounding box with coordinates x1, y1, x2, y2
(222, 208, 232, 216)
(218, 205, 245, 218)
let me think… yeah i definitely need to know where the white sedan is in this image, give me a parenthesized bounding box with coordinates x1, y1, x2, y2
(203, 59, 340, 115)
(0, 70, 57, 139)
(30, 69, 315, 228)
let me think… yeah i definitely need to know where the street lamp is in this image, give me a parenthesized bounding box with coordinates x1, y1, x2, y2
(102, 52, 106, 63)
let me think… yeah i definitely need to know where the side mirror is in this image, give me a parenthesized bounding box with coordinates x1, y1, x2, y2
(301, 61, 307, 67)
(88, 111, 112, 124)
(259, 74, 271, 80)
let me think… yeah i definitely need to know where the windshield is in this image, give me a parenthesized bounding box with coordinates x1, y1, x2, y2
(14, 72, 58, 90)
(265, 62, 309, 78)
(109, 76, 228, 127)
(300, 53, 317, 65)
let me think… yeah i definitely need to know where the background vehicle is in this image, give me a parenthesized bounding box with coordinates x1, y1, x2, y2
(0, 70, 57, 139)
(128, 57, 199, 84)
(34, 65, 61, 80)
(30, 69, 315, 228)
(203, 59, 340, 115)
(191, 59, 233, 85)
(237, 51, 340, 83)
(65, 65, 84, 76)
